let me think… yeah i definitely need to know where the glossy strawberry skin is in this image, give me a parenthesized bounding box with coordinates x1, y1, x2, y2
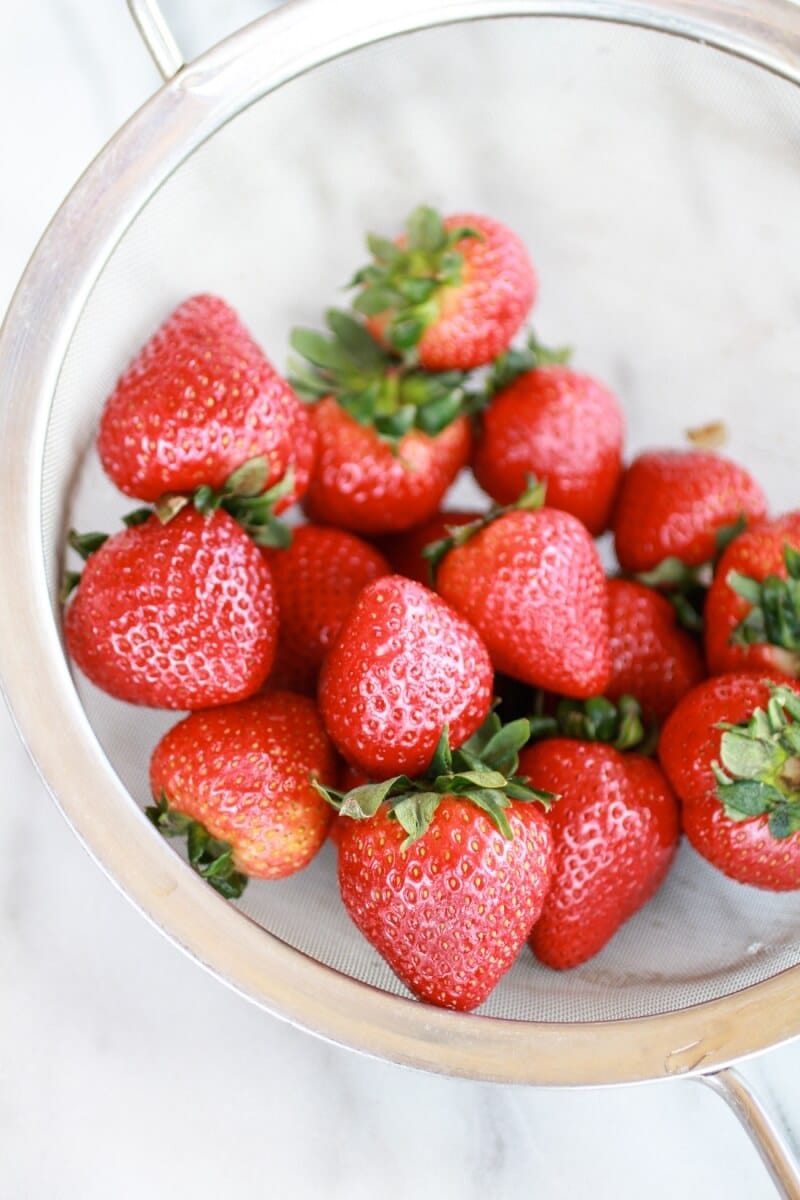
(681, 799, 800, 891)
(520, 740, 680, 969)
(612, 449, 768, 573)
(435, 508, 611, 698)
(366, 213, 536, 372)
(659, 674, 800, 890)
(606, 579, 705, 723)
(377, 509, 481, 585)
(65, 508, 277, 708)
(705, 512, 800, 677)
(304, 400, 471, 536)
(318, 575, 493, 778)
(336, 797, 553, 1010)
(472, 367, 624, 535)
(263, 524, 390, 694)
(150, 692, 338, 879)
(97, 294, 316, 507)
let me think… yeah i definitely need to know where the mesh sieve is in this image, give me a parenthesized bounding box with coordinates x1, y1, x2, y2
(4, 0, 800, 1095)
(46, 12, 800, 1021)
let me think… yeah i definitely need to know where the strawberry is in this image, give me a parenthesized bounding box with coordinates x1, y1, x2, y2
(289, 310, 472, 535)
(263, 524, 390, 694)
(430, 487, 611, 698)
(304, 398, 471, 536)
(351, 206, 536, 371)
(520, 699, 680, 968)
(64, 507, 276, 708)
(148, 691, 339, 893)
(612, 448, 767, 574)
(97, 294, 315, 509)
(318, 575, 493, 778)
(320, 717, 555, 1010)
(377, 509, 481, 584)
(472, 339, 624, 535)
(659, 676, 800, 890)
(605, 579, 705, 723)
(705, 512, 800, 679)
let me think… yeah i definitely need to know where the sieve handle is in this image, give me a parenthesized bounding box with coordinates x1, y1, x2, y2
(699, 1068, 800, 1199)
(127, 0, 288, 80)
(127, 0, 184, 79)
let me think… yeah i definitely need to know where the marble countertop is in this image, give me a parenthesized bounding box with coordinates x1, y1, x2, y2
(3, 2, 800, 1197)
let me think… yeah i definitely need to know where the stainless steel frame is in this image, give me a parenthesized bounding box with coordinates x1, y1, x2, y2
(1, 0, 799, 1189)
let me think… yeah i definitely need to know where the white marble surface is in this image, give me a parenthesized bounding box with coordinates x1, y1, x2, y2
(3, 2, 800, 1197)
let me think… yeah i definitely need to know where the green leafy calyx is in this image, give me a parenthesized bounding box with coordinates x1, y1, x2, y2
(728, 544, 800, 666)
(422, 476, 547, 580)
(146, 793, 248, 898)
(289, 308, 471, 446)
(314, 715, 556, 849)
(347, 205, 481, 357)
(634, 558, 711, 636)
(487, 330, 572, 396)
(713, 684, 800, 840)
(528, 694, 654, 754)
(633, 517, 749, 636)
(188, 457, 295, 548)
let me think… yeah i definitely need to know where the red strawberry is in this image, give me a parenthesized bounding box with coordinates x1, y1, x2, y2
(324, 717, 554, 1009)
(97, 294, 315, 507)
(149, 692, 339, 892)
(352, 206, 536, 370)
(705, 512, 800, 679)
(473, 357, 624, 535)
(432, 491, 611, 698)
(64, 507, 276, 708)
(659, 676, 800, 890)
(606, 579, 705, 723)
(318, 575, 493, 777)
(289, 311, 472, 535)
(263, 524, 390, 694)
(377, 509, 481, 584)
(681, 796, 800, 892)
(521, 730, 680, 969)
(612, 449, 767, 574)
(304, 398, 471, 535)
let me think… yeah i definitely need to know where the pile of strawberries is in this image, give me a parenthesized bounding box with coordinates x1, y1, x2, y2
(63, 205, 800, 1013)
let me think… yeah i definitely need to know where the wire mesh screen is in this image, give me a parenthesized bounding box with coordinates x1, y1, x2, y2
(41, 15, 800, 1021)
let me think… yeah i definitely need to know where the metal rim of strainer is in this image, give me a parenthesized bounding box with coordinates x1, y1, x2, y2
(1, 0, 800, 1089)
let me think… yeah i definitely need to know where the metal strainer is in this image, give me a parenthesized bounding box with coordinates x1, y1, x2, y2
(2, 0, 800, 1191)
